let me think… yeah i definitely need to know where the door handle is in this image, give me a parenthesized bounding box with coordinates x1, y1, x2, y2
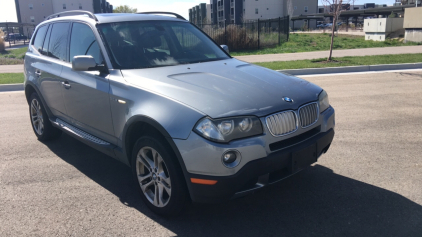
(62, 81, 71, 89)
(35, 70, 42, 76)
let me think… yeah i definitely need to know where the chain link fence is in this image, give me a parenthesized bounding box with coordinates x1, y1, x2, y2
(195, 16, 290, 51)
(0, 23, 36, 49)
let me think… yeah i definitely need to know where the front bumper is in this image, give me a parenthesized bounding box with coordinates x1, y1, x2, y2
(173, 106, 335, 203)
(187, 128, 334, 203)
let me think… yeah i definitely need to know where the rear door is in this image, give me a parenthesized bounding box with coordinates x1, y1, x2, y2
(60, 22, 115, 143)
(29, 23, 69, 117)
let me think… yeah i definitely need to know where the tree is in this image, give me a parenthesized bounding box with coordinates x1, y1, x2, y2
(321, 0, 350, 61)
(113, 5, 137, 13)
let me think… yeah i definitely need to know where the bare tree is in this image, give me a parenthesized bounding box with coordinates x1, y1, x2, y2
(321, 0, 350, 61)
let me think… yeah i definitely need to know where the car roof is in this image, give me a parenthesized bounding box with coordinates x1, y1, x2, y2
(41, 13, 187, 25)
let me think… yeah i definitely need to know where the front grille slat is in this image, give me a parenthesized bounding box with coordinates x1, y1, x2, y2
(299, 102, 319, 128)
(265, 111, 298, 136)
(266, 102, 319, 137)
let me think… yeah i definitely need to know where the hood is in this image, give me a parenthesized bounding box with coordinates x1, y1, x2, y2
(121, 58, 322, 118)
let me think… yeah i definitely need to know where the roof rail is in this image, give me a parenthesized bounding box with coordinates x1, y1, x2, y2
(137, 12, 186, 20)
(45, 10, 98, 21)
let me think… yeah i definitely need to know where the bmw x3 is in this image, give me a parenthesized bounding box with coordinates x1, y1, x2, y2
(24, 11, 335, 216)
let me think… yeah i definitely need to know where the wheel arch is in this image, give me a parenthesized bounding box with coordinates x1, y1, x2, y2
(122, 115, 191, 181)
(24, 82, 54, 118)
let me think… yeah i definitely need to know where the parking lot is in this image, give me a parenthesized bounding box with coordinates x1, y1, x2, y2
(1, 70, 421, 236)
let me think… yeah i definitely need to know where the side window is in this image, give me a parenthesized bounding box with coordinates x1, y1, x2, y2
(172, 26, 201, 51)
(48, 22, 70, 61)
(32, 25, 48, 52)
(151, 35, 170, 56)
(69, 23, 103, 65)
(40, 25, 52, 56)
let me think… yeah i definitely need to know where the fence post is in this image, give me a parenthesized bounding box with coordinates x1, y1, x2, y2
(6, 23, 11, 48)
(257, 19, 260, 50)
(278, 17, 281, 46)
(287, 16, 290, 42)
(224, 20, 227, 46)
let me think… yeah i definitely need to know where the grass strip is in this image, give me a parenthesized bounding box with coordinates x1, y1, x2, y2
(0, 47, 28, 65)
(231, 33, 421, 56)
(0, 73, 24, 84)
(255, 54, 422, 70)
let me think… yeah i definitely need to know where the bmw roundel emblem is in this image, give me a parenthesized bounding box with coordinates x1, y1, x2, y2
(283, 97, 293, 103)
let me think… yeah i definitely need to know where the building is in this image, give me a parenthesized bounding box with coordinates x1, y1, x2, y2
(189, 3, 208, 25)
(364, 18, 404, 41)
(189, 0, 318, 27)
(403, 7, 422, 43)
(244, 0, 284, 21)
(318, 3, 389, 13)
(208, 0, 244, 25)
(394, 0, 421, 6)
(15, 0, 113, 27)
(206, 0, 317, 26)
(285, 0, 318, 29)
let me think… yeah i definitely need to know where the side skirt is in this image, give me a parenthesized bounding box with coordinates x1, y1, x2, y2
(51, 118, 121, 161)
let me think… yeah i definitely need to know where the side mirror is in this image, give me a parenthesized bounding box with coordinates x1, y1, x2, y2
(220, 45, 229, 54)
(72, 55, 103, 72)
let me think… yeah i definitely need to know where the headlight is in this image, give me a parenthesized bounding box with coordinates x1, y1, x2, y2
(194, 116, 263, 143)
(318, 90, 330, 113)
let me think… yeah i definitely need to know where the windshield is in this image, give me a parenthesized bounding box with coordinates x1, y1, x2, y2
(97, 21, 230, 69)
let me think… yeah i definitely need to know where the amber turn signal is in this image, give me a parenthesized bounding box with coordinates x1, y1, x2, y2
(190, 178, 218, 185)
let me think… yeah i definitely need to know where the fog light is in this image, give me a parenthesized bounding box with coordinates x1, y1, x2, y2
(221, 150, 241, 168)
(223, 151, 237, 164)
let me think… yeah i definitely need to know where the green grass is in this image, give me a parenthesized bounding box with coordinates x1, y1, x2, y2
(0, 73, 24, 84)
(0, 47, 27, 65)
(255, 53, 422, 70)
(231, 33, 422, 56)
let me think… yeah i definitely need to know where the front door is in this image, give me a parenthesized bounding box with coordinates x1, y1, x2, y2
(61, 22, 115, 144)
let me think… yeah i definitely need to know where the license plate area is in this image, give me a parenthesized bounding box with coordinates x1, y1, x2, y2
(291, 143, 317, 173)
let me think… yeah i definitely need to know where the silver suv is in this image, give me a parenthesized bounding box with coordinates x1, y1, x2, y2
(24, 11, 335, 216)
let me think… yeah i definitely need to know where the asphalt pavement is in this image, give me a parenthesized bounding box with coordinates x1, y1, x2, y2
(0, 71, 421, 236)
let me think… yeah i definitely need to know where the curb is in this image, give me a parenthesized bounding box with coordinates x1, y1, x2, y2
(0, 83, 24, 92)
(277, 63, 422, 76)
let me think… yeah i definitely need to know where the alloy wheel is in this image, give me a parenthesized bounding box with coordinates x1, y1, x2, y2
(136, 146, 172, 207)
(30, 98, 44, 135)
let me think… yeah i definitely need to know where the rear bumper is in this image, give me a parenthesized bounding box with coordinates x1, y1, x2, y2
(187, 129, 334, 203)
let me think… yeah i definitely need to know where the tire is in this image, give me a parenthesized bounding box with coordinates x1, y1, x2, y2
(29, 92, 61, 141)
(131, 136, 188, 217)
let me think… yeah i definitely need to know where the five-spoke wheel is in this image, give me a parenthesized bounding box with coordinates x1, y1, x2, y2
(28, 93, 61, 141)
(30, 98, 44, 135)
(132, 136, 188, 216)
(136, 146, 172, 207)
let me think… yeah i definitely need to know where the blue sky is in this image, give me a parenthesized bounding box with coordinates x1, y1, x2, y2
(1, 0, 397, 23)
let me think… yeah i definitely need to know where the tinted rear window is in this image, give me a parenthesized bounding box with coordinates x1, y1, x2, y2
(48, 22, 70, 61)
(41, 25, 52, 56)
(32, 25, 48, 52)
